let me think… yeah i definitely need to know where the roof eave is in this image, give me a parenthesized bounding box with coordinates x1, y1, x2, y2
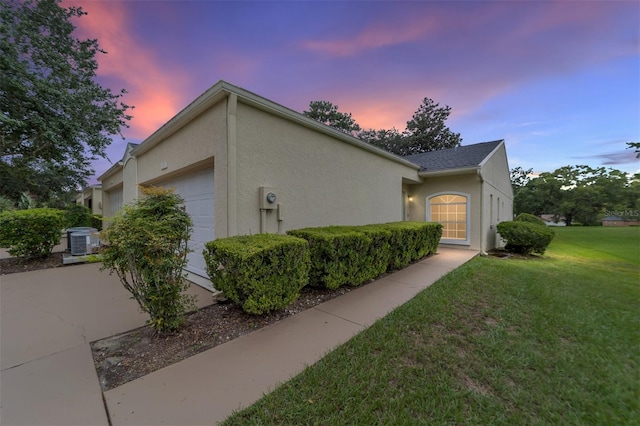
(418, 166, 480, 177)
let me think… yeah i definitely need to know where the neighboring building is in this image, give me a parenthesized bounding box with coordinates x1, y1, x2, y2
(99, 81, 513, 290)
(74, 185, 102, 215)
(540, 214, 566, 226)
(602, 216, 640, 226)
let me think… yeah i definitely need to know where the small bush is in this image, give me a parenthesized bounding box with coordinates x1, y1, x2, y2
(0, 196, 15, 213)
(0, 208, 64, 259)
(101, 187, 196, 333)
(515, 213, 546, 226)
(90, 214, 103, 231)
(287, 227, 372, 289)
(497, 221, 555, 255)
(204, 234, 310, 315)
(64, 204, 93, 228)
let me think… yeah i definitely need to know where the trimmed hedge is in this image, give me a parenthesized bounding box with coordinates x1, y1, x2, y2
(288, 221, 442, 289)
(497, 221, 555, 255)
(204, 234, 310, 315)
(286, 227, 372, 289)
(383, 222, 443, 270)
(515, 212, 546, 226)
(64, 204, 93, 228)
(0, 208, 64, 259)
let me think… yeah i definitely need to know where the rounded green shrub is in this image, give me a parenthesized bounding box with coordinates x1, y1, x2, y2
(497, 221, 555, 255)
(101, 187, 196, 332)
(64, 204, 93, 228)
(515, 212, 546, 226)
(0, 196, 15, 213)
(0, 208, 64, 259)
(204, 234, 310, 315)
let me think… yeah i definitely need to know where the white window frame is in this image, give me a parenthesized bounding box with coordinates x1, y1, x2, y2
(426, 191, 470, 246)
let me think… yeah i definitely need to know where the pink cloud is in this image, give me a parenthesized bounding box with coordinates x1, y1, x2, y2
(301, 17, 438, 57)
(62, 0, 190, 140)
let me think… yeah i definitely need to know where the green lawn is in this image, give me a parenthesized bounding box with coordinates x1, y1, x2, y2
(223, 227, 640, 425)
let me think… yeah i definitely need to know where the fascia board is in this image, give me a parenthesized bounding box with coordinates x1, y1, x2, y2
(97, 162, 123, 182)
(419, 166, 479, 178)
(478, 139, 505, 168)
(131, 81, 229, 157)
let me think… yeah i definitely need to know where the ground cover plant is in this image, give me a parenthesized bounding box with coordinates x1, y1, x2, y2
(223, 226, 639, 425)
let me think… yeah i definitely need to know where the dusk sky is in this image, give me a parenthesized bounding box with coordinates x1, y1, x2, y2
(62, 0, 640, 180)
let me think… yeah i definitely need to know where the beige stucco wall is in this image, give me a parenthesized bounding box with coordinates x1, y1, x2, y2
(479, 144, 514, 250)
(128, 100, 228, 238)
(233, 101, 420, 235)
(100, 167, 123, 225)
(406, 173, 483, 250)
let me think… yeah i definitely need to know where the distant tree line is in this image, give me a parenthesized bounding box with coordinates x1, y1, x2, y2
(511, 165, 640, 226)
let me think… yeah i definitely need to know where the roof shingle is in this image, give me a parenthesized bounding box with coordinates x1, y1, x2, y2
(403, 140, 503, 172)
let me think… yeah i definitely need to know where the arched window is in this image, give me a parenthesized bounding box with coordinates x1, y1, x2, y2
(427, 193, 470, 245)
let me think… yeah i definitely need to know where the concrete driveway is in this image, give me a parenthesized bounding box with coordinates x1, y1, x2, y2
(0, 261, 212, 425)
(1, 248, 477, 425)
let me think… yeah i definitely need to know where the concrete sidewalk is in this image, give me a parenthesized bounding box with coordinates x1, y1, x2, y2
(104, 248, 477, 425)
(0, 248, 477, 426)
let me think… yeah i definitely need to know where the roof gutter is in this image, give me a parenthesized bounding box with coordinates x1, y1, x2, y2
(419, 166, 479, 178)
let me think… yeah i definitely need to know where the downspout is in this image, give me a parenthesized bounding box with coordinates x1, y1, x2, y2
(227, 93, 238, 237)
(260, 209, 267, 234)
(477, 168, 485, 252)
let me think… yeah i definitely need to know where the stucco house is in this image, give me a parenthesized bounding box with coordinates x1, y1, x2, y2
(99, 81, 513, 290)
(74, 184, 102, 215)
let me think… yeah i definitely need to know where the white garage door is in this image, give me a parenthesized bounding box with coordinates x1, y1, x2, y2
(161, 168, 215, 289)
(108, 188, 123, 217)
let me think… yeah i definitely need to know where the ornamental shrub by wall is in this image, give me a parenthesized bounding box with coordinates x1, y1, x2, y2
(287, 227, 373, 289)
(204, 234, 310, 315)
(288, 222, 442, 288)
(515, 212, 546, 226)
(383, 222, 443, 270)
(0, 208, 64, 259)
(496, 221, 555, 255)
(64, 204, 93, 228)
(100, 187, 196, 332)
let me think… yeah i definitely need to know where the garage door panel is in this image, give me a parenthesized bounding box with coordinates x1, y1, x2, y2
(160, 168, 214, 286)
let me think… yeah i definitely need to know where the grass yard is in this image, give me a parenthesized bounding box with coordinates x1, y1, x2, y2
(223, 227, 640, 425)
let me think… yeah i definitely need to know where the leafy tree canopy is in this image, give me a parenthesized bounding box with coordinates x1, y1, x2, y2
(302, 101, 361, 135)
(303, 97, 461, 156)
(0, 0, 132, 203)
(510, 166, 534, 196)
(402, 97, 462, 155)
(514, 165, 639, 226)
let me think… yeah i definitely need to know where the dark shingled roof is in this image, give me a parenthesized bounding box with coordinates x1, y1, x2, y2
(403, 140, 503, 172)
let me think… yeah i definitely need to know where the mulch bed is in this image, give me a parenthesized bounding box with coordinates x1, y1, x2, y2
(0, 252, 66, 275)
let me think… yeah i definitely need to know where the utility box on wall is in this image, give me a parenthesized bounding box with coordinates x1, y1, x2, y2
(259, 187, 279, 210)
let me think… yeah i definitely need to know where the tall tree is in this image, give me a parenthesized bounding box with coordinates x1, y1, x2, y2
(303, 101, 361, 135)
(510, 166, 533, 196)
(358, 128, 405, 154)
(0, 0, 132, 202)
(403, 97, 461, 154)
